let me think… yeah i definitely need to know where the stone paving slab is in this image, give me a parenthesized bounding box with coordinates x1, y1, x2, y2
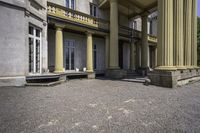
(0, 79, 200, 133)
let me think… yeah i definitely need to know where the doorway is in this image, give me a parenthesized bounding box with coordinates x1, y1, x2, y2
(28, 25, 42, 74)
(64, 40, 75, 70)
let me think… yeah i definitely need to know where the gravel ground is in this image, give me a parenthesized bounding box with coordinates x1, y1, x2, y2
(0, 79, 200, 133)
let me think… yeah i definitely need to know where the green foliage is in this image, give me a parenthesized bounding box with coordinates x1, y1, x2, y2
(198, 17, 200, 65)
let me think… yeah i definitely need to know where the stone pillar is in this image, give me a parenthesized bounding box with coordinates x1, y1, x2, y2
(155, 0, 176, 70)
(154, 47, 157, 67)
(109, 0, 119, 69)
(130, 40, 136, 70)
(105, 35, 109, 69)
(174, 0, 185, 69)
(86, 32, 93, 72)
(55, 26, 65, 73)
(141, 13, 149, 69)
(136, 42, 141, 69)
(191, 0, 197, 67)
(184, 0, 192, 68)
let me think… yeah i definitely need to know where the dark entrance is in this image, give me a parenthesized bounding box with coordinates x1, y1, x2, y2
(119, 40, 123, 69)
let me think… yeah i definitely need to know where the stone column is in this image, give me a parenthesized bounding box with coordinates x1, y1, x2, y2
(141, 13, 149, 69)
(184, 0, 192, 68)
(191, 0, 197, 67)
(154, 47, 157, 67)
(109, 0, 119, 69)
(174, 0, 185, 69)
(86, 32, 93, 72)
(130, 40, 136, 70)
(105, 35, 110, 69)
(55, 26, 65, 73)
(156, 0, 176, 70)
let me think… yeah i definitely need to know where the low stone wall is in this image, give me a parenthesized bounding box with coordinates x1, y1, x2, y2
(148, 68, 200, 88)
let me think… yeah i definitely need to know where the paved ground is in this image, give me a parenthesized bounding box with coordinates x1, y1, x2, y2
(0, 79, 200, 133)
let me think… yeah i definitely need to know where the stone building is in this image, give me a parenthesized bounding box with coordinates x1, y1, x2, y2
(0, 0, 198, 88)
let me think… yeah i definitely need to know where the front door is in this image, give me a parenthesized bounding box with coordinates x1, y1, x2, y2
(64, 40, 75, 70)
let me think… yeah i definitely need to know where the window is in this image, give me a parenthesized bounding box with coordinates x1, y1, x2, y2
(29, 25, 42, 74)
(90, 3, 98, 17)
(149, 20, 153, 34)
(133, 21, 137, 30)
(93, 44, 97, 70)
(66, 0, 75, 9)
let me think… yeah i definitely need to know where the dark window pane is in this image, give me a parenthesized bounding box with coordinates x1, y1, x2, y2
(36, 29, 40, 37)
(66, 0, 69, 8)
(29, 26, 34, 35)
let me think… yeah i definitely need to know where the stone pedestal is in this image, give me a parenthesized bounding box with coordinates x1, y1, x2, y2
(148, 68, 200, 88)
(87, 72, 96, 79)
(106, 69, 126, 79)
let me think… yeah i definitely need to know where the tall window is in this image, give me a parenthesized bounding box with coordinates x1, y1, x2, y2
(149, 20, 153, 34)
(66, 0, 75, 9)
(90, 3, 98, 17)
(29, 25, 42, 74)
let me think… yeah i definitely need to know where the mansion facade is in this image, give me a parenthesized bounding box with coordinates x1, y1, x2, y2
(0, 0, 198, 88)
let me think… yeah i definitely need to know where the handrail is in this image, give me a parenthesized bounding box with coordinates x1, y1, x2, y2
(47, 2, 98, 27)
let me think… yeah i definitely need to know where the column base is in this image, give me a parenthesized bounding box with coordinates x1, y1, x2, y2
(87, 72, 96, 79)
(105, 69, 126, 79)
(86, 70, 94, 73)
(176, 66, 187, 70)
(155, 66, 177, 71)
(148, 68, 200, 88)
(54, 68, 65, 73)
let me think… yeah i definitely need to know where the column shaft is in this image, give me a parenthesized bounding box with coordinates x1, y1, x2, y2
(55, 27, 64, 72)
(141, 14, 148, 68)
(184, 0, 192, 67)
(191, 0, 197, 67)
(109, 0, 119, 69)
(130, 41, 136, 70)
(156, 0, 176, 70)
(105, 35, 110, 69)
(174, 0, 185, 69)
(86, 33, 93, 72)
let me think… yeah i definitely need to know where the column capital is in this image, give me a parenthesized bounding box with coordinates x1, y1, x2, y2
(86, 31, 94, 36)
(141, 12, 149, 18)
(55, 24, 65, 31)
(110, 0, 118, 3)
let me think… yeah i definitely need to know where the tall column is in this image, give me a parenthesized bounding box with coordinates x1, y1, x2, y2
(55, 26, 65, 73)
(156, 0, 176, 70)
(141, 13, 149, 69)
(174, 0, 185, 69)
(130, 40, 136, 70)
(86, 32, 93, 72)
(184, 0, 192, 67)
(109, 0, 119, 69)
(191, 0, 197, 67)
(105, 35, 110, 69)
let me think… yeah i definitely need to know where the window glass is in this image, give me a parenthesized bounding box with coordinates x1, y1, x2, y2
(29, 26, 34, 35)
(36, 29, 40, 37)
(66, 0, 69, 8)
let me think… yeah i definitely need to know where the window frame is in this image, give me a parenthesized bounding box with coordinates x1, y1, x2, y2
(28, 24, 42, 74)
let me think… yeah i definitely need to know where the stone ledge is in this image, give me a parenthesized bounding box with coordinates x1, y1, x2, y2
(105, 69, 127, 79)
(0, 76, 26, 87)
(148, 69, 200, 88)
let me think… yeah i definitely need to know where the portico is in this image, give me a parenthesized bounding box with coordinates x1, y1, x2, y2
(100, 0, 199, 87)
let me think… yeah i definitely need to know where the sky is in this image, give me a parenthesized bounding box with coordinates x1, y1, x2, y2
(198, 0, 200, 16)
